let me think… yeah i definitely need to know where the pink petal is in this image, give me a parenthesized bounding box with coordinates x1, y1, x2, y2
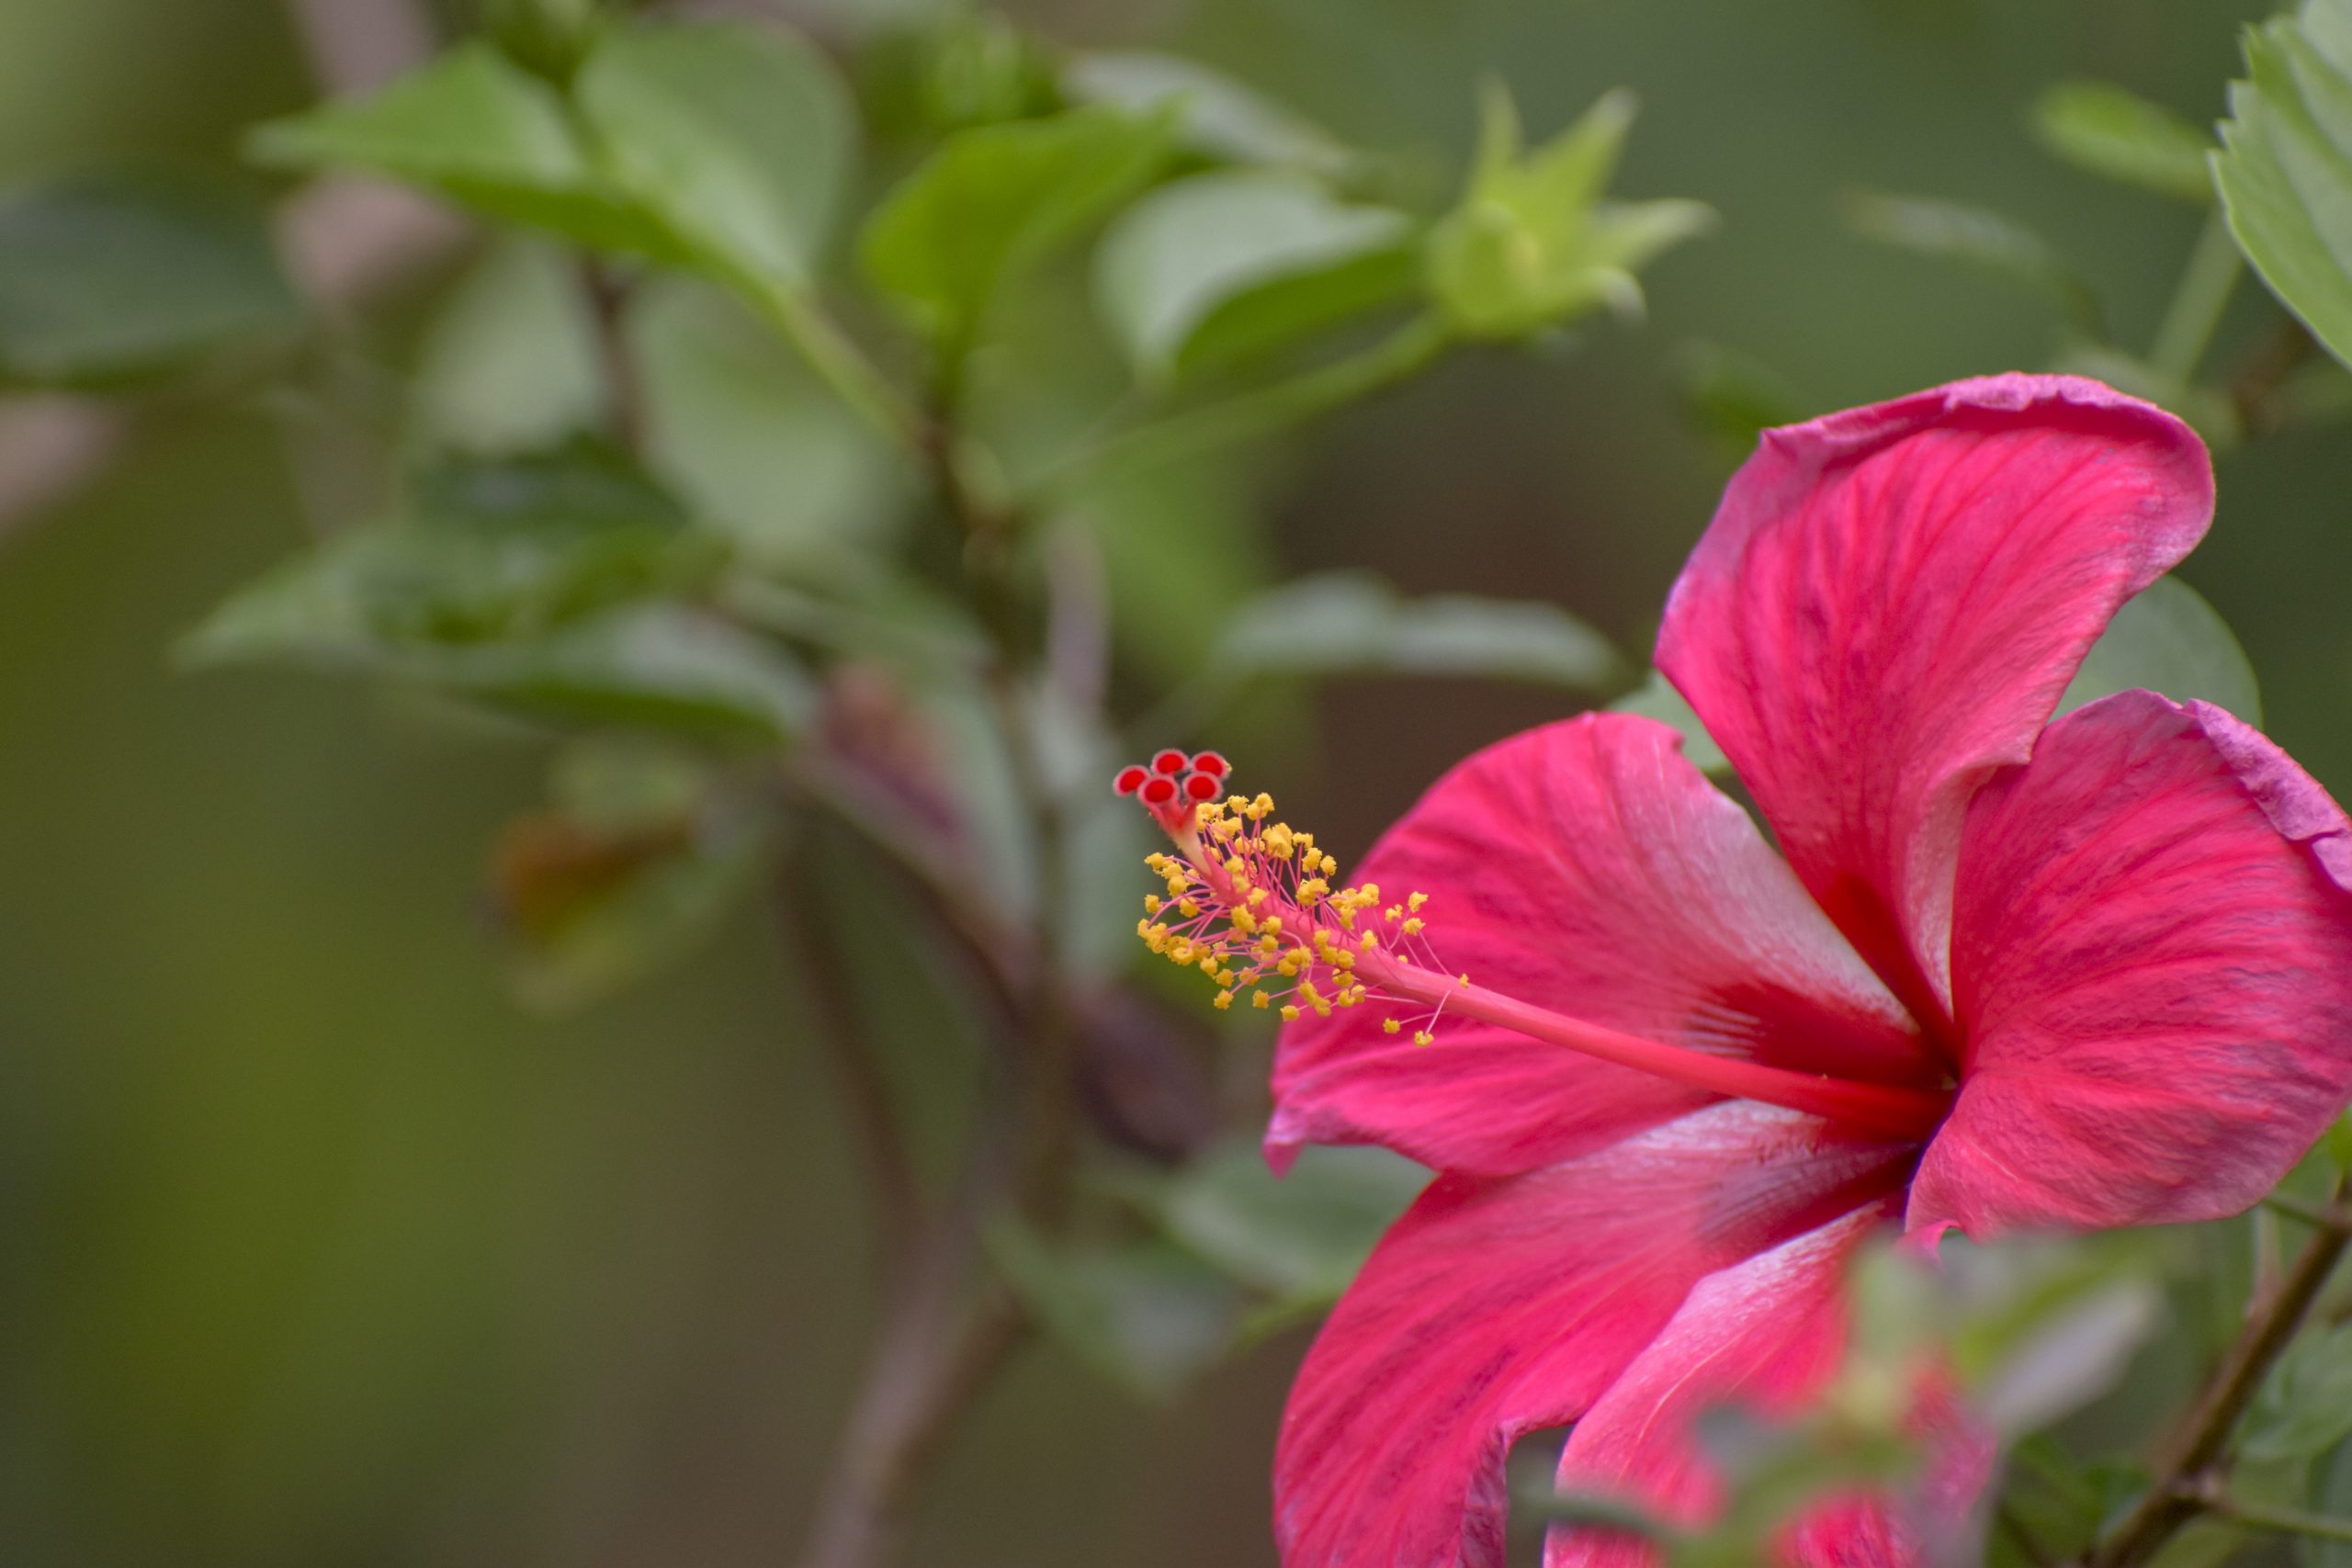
(1911, 692, 2352, 1240)
(1274, 1104, 1913, 1568)
(1656, 375, 2212, 1039)
(1271, 714, 1931, 1177)
(1544, 1200, 1894, 1568)
(1544, 1205, 1996, 1568)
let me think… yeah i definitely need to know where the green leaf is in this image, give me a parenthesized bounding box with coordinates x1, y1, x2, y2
(2056, 575, 2262, 727)
(410, 604, 814, 739)
(2031, 80, 2217, 203)
(2217, 1, 2352, 370)
(1843, 189, 2106, 338)
(0, 174, 300, 388)
(409, 238, 607, 454)
(1152, 1137, 1425, 1308)
(2247, 1324, 2352, 1461)
(1672, 342, 1809, 465)
(491, 753, 769, 1010)
(989, 1225, 1245, 1401)
(2305, 1435, 2352, 1567)
(247, 42, 671, 256)
(1064, 51, 1351, 175)
(183, 442, 723, 656)
(860, 104, 1176, 348)
(1427, 85, 1711, 340)
(1214, 571, 1624, 689)
(1093, 171, 1417, 380)
(573, 20, 855, 288)
(1608, 670, 1729, 775)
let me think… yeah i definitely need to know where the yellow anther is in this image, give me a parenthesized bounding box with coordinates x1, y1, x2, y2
(1281, 1005, 1301, 1021)
(1234, 908, 1258, 936)
(1214, 990, 1234, 1010)
(1403, 918, 1426, 936)
(1263, 916, 1283, 935)
(1248, 887, 1270, 907)
(1224, 855, 1247, 877)
(1334, 953, 1355, 971)
(1459, 974, 1470, 987)
(1385, 905, 1402, 922)
(1413, 1030, 1434, 1046)
(1253, 990, 1271, 1009)
(1250, 794, 1274, 820)
(1319, 854, 1338, 876)
(1383, 1018, 1402, 1034)
(1360, 883, 1380, 902)
(1409, 892, 1430, 912)
(1198, 955, 1219, 975)
(1277, 956, 1301, 978)
(1179, 898, 1201, 919)
(1360, 931, 1380, 952)
(1143, 895, 1162, 915)
(1297, 878, 1329, 901)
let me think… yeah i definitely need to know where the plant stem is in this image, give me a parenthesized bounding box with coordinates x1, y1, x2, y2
(2150, 209, 2244, 388)
(578, 257, 649, 456)
(2086, 1174, 2352, 1568)
(2204, 1490, 2352, 1546)
(740, 271, 933, 462)
(773, 853, 922, 1269)
(1030, 313, 1453, 509)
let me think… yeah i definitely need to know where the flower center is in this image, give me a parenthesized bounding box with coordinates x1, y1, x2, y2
(1114, 751, 1951, 1145)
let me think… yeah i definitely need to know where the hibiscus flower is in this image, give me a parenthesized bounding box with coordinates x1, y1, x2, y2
(1117, 375, 2352, 1566)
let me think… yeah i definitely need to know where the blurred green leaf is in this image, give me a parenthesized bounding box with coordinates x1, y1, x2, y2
(2248, 1324, 2352, 1461)
(861, 104, 1175, 349)
(1427, 85, 1713, 340)
(1843, 189, 2106, 338)
(184, 442, 722, 654)
(409, 238, 606, 454)
(247, 42, 672, 256)
(2306, 1436, 2352, 1567)
(573, 20, 854, 289)
(491, 761, 767, 1010)
(631, 278, 911, 565)
(1064, 51, 1351, 175)
(2217, 0, 2352, 370)
(1608, 670, 1729, 775)
(1150, 1136, 1424, 1310)
(0, 175, 300, 388)
(1215, 571, 1624, 689)
(487, 0, 612, 82)
(1672, 342, 1808, 465)
(408, 604, 814, 739)
(1996, 1438, 2147, 1567)
(1093, 171, 1417, 381)
(2056, 575, 2263, 726)
(989, 1225, 1245, 1401)
(2031, 80, 2216, 203)
(861, 9, 1061, 139)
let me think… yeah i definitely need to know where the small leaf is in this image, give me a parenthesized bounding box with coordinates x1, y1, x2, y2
(2031, 80, 2217, 203)
(409, 238, 605, 453)
(1215, 571, 1624, 689)
(1843, 190, 2106, 338)
(2246, 1324, 2352, 1461)
(247, 42, 671, 256)
(490, 761, 768, 1010)
(1152, 1137, 1426, 1307)
(573, 20, 856, 288)
(1064, 51, 1351, 175)
(1607, 670, 1729, 775)
(2056, 574, 2263, 727)
(860, 104, 1177, 347)
(989, 1225, 1245, 1401)
(1673, 342, 1809, 464)
(183, 442, 722, 657)
(2306, 1435, 2352, 1567)
(1093, 171, 1416, 380)
(0, 174, 300, 388)
(411, 604, 815, 739)
(2216, 2, 2352, 370)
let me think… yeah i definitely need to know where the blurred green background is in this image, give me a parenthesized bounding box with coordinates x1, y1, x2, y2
(5, 2, 2345, 1564)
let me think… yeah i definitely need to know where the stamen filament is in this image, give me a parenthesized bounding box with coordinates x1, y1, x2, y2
(1355, 949, 1950, 1144)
